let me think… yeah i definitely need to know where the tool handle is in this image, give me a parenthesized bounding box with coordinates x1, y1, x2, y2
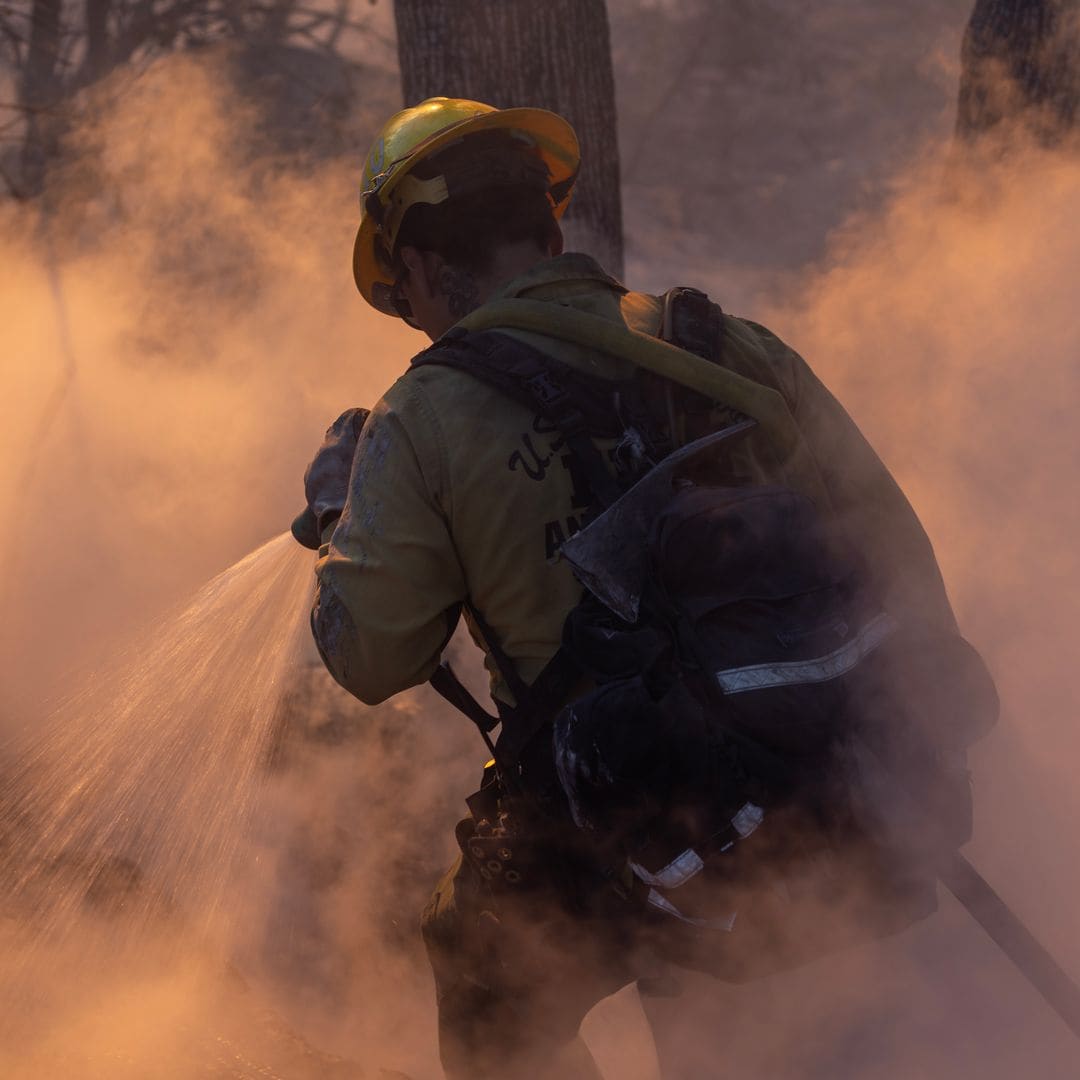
(942, 852, 1080, 1040)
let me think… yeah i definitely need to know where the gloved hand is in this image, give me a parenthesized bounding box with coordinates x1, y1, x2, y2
(291, 407, 370, 550)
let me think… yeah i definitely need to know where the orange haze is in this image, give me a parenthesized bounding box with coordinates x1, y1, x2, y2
(2, 10, 1080, 1078)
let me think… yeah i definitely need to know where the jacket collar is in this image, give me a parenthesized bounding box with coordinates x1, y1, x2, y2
(493, 252, 626, 301)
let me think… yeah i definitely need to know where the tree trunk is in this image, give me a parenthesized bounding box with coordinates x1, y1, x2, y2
(956, 0, 1080, 145)
(84, 0, 113, 83)
(393, 0, 624, 277)
(19, 0, 63, 193)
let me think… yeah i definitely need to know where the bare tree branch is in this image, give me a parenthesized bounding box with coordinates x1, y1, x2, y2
(324, 0, 348, 49)
(84, 0, 113, 82)
(0, 98, 69, 113)
(0, 0, 389, 199)
(0, 155, 29, 198)
(19, 0, 63, 191)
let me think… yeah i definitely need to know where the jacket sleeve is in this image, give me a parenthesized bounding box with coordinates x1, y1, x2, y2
(742, 320, 958, 634)
(311, 388, 466, 705)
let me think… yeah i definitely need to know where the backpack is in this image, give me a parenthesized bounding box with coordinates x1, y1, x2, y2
(418, 287, 998, 938)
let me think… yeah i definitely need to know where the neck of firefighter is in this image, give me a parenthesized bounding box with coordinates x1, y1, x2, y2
(398, 229, 564, 341)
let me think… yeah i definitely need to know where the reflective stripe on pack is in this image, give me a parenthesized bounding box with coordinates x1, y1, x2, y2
(631, 848, 705, 890)
(715, 612, 898, 695)
(645, 888, 738, 932)
(731, 802, 765, 838)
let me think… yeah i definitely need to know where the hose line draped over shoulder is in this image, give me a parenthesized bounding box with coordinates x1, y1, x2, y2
(457, 299, 831, 507)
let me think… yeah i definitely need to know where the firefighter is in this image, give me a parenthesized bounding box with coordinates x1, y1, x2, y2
(296, 97, 967, 1080)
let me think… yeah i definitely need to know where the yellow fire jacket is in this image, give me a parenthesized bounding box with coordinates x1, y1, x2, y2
(312, 253, 955, 706)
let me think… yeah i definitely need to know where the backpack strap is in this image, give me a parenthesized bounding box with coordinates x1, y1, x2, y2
(414, 328, 626, 506)
(661, 285, 724, 362)
(654, 286, 731, 447)
(415, 329, 634, 768)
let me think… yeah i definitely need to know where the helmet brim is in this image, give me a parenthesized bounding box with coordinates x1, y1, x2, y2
(353, 106, 580, 313)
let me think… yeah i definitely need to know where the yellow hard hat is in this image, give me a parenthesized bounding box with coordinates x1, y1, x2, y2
(353, 97, 580, 315)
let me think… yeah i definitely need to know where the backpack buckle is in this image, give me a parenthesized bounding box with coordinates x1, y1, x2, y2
(524, 370, 566, 407)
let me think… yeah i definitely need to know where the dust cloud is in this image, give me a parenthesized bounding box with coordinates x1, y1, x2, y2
(2, 6, 1080, 1080)
(0, 50, 413, 719)
(0, 48, 455, 1079)
(637, 133, 1080, 1079)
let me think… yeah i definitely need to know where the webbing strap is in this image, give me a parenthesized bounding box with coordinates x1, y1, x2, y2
(414, 330, 626, 506)
(662, 285, 723, 364)
(464, 599, 532, 708)
(495, 646, 581, 769)
(413, 331, 642, 763)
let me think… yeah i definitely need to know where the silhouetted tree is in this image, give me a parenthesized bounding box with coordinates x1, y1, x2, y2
(394, 0, 625, 276)
(0, 1, 381, 197)
(956, 0, 1080, 145)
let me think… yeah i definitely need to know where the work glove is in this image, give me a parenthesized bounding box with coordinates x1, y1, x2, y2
(291, 407, 370, 550)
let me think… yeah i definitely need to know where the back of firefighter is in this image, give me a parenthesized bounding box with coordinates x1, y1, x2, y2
(297, 98, 958, 1080)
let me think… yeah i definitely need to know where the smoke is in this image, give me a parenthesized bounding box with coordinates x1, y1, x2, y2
(0, 46, 459, 1079)
(771, 127, 1080, 911)
(773, 134, 1080, 1068)
(2, 5, 1080, 1078)
(634, 130, 1080, 1078)
(616, 1, 1080, 1073)
(0, 49, 411, 719)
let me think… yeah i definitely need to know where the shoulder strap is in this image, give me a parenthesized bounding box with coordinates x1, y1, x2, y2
(653, 286, 731, 446)
(416, 329, 648, 768)
(414, 328, 624, 507)
(660, 285, 725, 362)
